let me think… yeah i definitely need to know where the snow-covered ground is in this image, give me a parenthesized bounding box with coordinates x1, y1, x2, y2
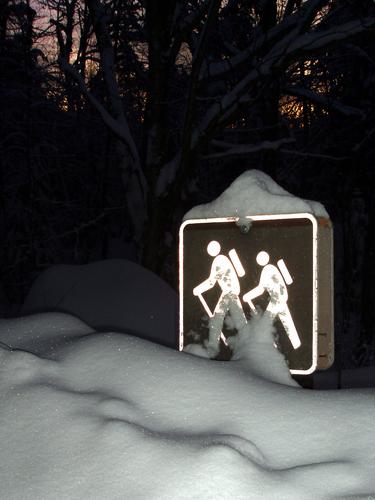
(1, 170, 375, 499)
(1, 312, 375, 500)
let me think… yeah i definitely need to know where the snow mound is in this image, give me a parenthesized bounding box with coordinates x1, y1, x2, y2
(185, 314, 298, 387)
(0, 312, 94, 356)
(21, 259, 178, 348)
(1, 318, 375, 500)
(230, 313, 298, 387)
(185, 170, 328, 220)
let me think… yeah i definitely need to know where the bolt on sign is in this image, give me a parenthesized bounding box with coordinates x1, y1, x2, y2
(179, 213, 334, 375)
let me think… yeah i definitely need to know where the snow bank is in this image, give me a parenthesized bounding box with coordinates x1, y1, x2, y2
(185, 169, 328, 220)
(21, 259, 178, 348)
(1, 314, 375, 500)
(0, 312, 94, 356)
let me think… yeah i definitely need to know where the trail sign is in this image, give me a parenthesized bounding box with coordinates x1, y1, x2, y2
(179, 213, 334, 375)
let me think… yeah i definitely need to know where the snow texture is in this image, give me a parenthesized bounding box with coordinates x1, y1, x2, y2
(184, 169, 328, 220)
(1, 310, 375, 500)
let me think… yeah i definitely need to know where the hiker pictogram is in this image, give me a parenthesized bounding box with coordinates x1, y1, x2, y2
(181, 214, 334, 374)
(242, 251, 301, 349)
(193, 240, 247, 356)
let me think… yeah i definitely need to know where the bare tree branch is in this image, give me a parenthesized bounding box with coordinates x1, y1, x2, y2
(172, 0, 211, 50)
(86, 0, 141, 169)
(155, 0, 221, 196)
(281, 149, 350, 161)
(284, 0, 302, 19)
(181, 0, 221, 141)
(352, 126, 375, 153)
(58, 58, 138, 145)
(202, 137, 295, 160)
(192, 16, 375, 152)
(284, 85, 365, 118)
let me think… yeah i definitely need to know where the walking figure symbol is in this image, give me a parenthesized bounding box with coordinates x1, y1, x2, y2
(243, 251, 301, 349)
(193, 241, 247, 357)
(193, 242, 301, 356)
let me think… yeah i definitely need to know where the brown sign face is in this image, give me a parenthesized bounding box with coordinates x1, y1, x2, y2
(179, 214, 334, 375)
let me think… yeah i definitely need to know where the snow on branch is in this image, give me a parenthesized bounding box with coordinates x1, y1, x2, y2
(284, 85, 365, 118)
(281, 149, 350, 162)
(287, 17, 375, 54)
(199, 0, 329, 82)
(59, 59, 137, 151)
(199, 47, 253, 82)
(59, 57, 148, 243)
(86, 0, 142, 171)
(202, 138, 295, 160)
(199, 12, 296, 81)
(76, 0, 149, 235)
(155, 153, 181, 197)
(192, 15, 375, 151)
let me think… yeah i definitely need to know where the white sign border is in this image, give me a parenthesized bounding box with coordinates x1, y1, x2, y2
(179, 213, 318, 376)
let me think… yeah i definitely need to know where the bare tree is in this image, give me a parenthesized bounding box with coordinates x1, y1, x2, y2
(34, 0, 375, 276)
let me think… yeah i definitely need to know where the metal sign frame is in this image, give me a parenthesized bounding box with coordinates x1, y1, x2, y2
(179, 213, 326, 375)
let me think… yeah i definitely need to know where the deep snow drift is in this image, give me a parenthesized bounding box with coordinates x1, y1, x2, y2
(1, 170, 375, 499)
(21, 259, 178, 348)
(1, 312, 375, 500)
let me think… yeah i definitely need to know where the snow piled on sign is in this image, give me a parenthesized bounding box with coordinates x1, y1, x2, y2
(185, 169, 328, 220)
(1, 311, 375, 499)
(184, 313, 297, 387)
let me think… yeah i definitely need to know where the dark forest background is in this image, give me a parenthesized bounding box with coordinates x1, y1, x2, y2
(1, 0, 375, 370)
